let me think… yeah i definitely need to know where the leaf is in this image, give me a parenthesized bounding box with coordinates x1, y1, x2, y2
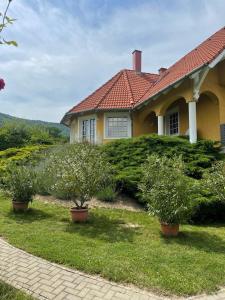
(3, 39, 18, 46)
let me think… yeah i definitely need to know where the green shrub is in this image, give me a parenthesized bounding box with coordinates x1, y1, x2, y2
(102, 134, 222, 199)
(190, 197, 225, 224)
(139, 155, 197, 224)
(37, 143, 113, 207)
(96, 185, 117, 202)
(4, 164, 37, 203)
(203, 161, 225, 202)
(0, 145, 51, 183)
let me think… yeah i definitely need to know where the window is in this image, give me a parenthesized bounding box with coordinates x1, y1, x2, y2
(105, 114, 131, 138)
(168, 112, 179, 135)
(80, 117, 96, 143)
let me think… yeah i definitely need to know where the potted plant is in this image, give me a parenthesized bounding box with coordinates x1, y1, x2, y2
(44, 143, 112, 222)
(139, 155, 195, 237)
(5, 164, 37, 212)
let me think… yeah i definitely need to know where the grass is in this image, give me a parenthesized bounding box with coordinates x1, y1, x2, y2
(0, 193, 225, 296)
(0, 280, 33, 300)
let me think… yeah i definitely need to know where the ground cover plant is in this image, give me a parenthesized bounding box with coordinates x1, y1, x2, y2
(0, 193, 225, 296)
(0, 145, 51, 183)
(0, 280, 33, 300)
(102, 134, 222, 200)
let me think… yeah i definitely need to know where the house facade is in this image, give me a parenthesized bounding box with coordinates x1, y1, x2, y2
(61, 27, 225, 144)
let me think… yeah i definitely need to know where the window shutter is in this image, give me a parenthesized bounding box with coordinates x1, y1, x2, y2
(220, 124, 225, 145)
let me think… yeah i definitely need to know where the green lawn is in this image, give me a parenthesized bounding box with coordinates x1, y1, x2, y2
(0, 280, 33, 300)
(0, 193, 225, 296)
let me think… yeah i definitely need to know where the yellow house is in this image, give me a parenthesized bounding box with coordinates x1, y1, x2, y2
(61, 27, 225, 144)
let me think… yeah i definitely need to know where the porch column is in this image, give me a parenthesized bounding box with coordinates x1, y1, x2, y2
(188, 101, 197, 143)
(157, 115, 164, 135)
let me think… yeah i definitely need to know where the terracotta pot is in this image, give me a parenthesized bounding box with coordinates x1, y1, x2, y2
(70, 207, 88, 222)
(12, 201, 29, 212)
(160, 222, 179, 237)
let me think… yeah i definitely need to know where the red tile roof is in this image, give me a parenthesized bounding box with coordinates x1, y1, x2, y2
(62, 27, 225, 122)
(137, 27, 225, 105)
(68, 70, 158, 114)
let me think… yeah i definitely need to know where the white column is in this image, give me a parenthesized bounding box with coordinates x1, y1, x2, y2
(188, 101, 197, 143)
(157, 115, 164, 135)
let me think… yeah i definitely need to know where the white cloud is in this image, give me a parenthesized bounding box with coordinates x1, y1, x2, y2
(0, 0, 224, 122)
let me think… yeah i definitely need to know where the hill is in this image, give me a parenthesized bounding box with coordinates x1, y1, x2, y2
(0, 112, 69, 136)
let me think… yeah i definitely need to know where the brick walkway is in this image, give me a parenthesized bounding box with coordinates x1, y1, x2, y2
(0, 238, 224, 300)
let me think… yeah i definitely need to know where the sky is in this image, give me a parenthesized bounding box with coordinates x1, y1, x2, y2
(0, 0, 225, 123)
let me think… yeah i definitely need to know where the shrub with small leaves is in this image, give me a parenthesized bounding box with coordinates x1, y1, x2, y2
(203, 161, 225, 202)
(139, 155, 196, 224)
(37, 143, 113, 208)
(5, 163, 37, 203)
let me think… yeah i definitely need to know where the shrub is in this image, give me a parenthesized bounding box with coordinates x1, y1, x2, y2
(190, 197, 225, 224)
(203, 161, 225, 202)
(96, 184, 117, 202)
(102, 134, 222, 200)
(4, 164, 37, 203)
(139, 155, 196, 224)
(0, 145, 51, 184)
(37, 143, 113, 208)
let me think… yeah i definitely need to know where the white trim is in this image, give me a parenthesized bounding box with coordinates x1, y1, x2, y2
(188, 101, 197, 143)
(165, 107, 180, 136)
(157, 115, 164, 135)
(104, 112, 132, 139)
(209, 48, 225, 69)
(78, 114, 97, 143)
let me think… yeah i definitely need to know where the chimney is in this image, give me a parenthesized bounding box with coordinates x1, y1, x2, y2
(158, 67, 167, 75)
(132, 50, 142, 73)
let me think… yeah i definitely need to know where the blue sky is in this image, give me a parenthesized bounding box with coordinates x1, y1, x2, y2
(0, 0, 225, 122)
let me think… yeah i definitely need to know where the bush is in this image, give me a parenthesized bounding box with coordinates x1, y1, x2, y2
(4, 164, 37, 203)
(0, 145, 51, 183)
(96, 184, 117, 202)
(37, 143, 113, 208)
(203, 161, 225, 202)
(190, 197, 225, 224)
(102, 134, 222, 200)
(139, 155, 196, 224)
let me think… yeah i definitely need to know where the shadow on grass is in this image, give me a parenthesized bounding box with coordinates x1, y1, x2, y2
(7, 208, 52, 223)
(163, 230, 225, 254)
(65, 213, 140, 243)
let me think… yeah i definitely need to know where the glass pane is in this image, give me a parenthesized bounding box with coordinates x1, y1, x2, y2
(107, 117, 128, 138)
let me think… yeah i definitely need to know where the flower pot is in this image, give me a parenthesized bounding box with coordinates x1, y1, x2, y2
(70, 207, 88, 222)
(160, 223, 179, 237)
(12, 201, 29, 212)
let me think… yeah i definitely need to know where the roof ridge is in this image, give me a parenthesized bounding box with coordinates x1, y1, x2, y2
(95, 70, 124, 110)
(137, 26, 225, 104)
(123, 70, 135, 106)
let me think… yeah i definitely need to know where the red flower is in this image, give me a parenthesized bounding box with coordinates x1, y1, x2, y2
(0, 79, 5, 90)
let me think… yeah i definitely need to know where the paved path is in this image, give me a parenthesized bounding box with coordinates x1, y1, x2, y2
(0, 238, 225, 300)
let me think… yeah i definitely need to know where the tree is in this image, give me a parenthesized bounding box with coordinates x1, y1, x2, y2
(0, 0, 17, 47)
(0, 0, 17, 91)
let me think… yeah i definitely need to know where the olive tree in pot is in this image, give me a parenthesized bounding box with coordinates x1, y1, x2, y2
(44, 143, 112, 222)
(203, 161, 225, 205)
(139, 155, 195, 237)
(5, 164, 37, 212)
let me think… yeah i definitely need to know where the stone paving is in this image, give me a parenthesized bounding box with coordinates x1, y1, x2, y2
(0, 238, 225, 300)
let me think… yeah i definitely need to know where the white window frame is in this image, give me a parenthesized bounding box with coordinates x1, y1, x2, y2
(104, 112, 132, 139)
(78, 114, 97, 143)
(165, 107, 180, 136)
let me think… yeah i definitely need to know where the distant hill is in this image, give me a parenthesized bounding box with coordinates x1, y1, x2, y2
(0, 112, 69, 136)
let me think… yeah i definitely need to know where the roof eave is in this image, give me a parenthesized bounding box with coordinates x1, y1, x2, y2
(133, 63, 209, 110)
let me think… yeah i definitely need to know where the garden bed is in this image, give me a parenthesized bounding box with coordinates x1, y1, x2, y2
(34, 194, 143, 212)
(0, 193, 225, 296)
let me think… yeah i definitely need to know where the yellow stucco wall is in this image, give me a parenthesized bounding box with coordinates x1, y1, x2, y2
(69, 60, 225, 143)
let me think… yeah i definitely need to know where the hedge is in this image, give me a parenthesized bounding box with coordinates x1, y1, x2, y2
(102, 134, 222, 200)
